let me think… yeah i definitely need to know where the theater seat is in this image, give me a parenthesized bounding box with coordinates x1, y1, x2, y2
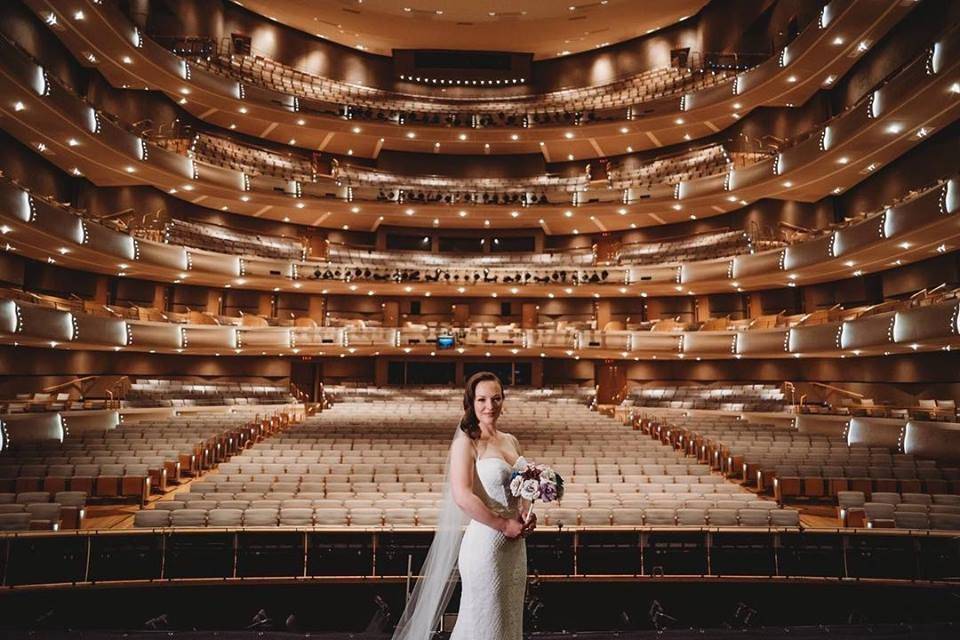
(894, 512, 930, 529)
(279, 508, 315, 526)
(707, 508, 738, 526)
(415, 508, 440, 526)
(611, 508, 645, 525)
(243, 508, 279, 526)
(207, 508, 244, 527)
(349, 507, 383, 526)
(929, 513, 960, 530)
(643, 508, 676, 526)
(171, 509, 207, 527)
(770, 509, 801, 527)
(134, 510, 171, 528)
(0, 513, 30, 530)
(676, 508, 707, 526)
(737, 509, 770, 527)
(579, 507, 612, 526)
(545, 508, 579, 527)
(314, 508, 349, 526)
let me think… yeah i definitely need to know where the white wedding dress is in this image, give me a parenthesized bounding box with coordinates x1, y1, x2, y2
(449, 456, 527, 640)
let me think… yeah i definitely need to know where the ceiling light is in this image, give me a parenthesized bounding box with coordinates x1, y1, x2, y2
(13, 101, 25, 112)
(124, 166, 135, 173)
(837, 157, 849, 164)
(510, 134, 519, 141)
(297, 119, 305, 125)
(786, 75, 797, 83)
(619, 127, 629, 134)
(121, 56, 133, 64)
(406, 131, 416, 138)
(832, 36, 844, 45)
(898, 242, 911, 249)
(240, 195, 250, 202)
(458, 133, 467, 140)
(672, 204, 682, 210)
(564, 211, 573, 217)
(782, 181, 793, 188)
(823, 75, 836, 86)
(564, 132, 574, 139)
(238, 107, 248, 114)
(886, 123, 903, 134)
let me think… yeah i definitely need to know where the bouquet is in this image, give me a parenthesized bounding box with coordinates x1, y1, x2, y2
(509, 457, 564, 524)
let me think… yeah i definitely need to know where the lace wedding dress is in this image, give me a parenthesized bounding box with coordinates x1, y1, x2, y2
(449, 456, 527, 640)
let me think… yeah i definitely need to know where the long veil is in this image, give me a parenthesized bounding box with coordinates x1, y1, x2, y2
(391, 427, 470, 640)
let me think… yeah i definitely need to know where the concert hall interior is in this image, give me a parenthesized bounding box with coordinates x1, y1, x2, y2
(0, 0, 959, 637)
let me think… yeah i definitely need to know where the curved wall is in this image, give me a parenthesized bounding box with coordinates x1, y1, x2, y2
(142, 0, 806, 94)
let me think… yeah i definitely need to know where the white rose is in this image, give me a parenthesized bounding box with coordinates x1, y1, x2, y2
(510, 475, 523, 497)
(520, 478, 540, 501)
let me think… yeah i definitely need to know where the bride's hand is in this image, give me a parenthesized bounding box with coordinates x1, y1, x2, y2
(521, 513, 537, 536)
(501, 517, 525, 539)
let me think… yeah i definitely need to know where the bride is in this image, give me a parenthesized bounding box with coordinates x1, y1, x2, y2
(392, 371, 537, 640)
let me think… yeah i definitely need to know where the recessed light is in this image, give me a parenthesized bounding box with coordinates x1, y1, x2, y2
(121, 56, 133, 64)
(406, 131, 416, 138)
(564, 132, 574, 139)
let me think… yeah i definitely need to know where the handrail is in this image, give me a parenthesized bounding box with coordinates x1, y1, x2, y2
(41, 375, 99, 394)
(811, 382, 864, 400)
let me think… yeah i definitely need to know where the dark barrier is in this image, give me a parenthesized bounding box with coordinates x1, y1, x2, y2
(0, 528, 958, 588)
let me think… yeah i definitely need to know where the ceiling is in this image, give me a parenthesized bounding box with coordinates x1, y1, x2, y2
(229, 0, 710, 60)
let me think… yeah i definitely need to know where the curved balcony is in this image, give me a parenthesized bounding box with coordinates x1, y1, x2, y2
(2, 286, 958, 359)
(0, 176, 957, 298)
(3, 22, 957, 233)
(167, 132, 750, 209)
(192, 52, 735, 128)
(25, 0, 916, 158)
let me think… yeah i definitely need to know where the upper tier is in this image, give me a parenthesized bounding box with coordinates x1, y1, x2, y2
(2, 175, 957, 297)
(161, 132, 765, 208)
(194, 53, 735, 128)
(27, 0, 916, 157)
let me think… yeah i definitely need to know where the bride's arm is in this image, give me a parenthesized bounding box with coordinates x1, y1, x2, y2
(450, 434, 524, 538)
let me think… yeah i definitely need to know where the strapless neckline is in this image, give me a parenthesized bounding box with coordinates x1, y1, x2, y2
(477, 457, 511, 467)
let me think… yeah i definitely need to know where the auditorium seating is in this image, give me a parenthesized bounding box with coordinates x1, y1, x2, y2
(126, 378, 297, 408)
(0, 410, 279, 505)
(630, 384, 786, 412)
(195, 52, 734, 126)
(645, 415, 960, 520)
(150, 218, 306, 261)
(0, 490, 86, 530)
(606, 144, 746, 190)
(129, 390, 802, 529)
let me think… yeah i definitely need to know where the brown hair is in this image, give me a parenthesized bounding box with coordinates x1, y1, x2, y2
(459, 371, 504, 440)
